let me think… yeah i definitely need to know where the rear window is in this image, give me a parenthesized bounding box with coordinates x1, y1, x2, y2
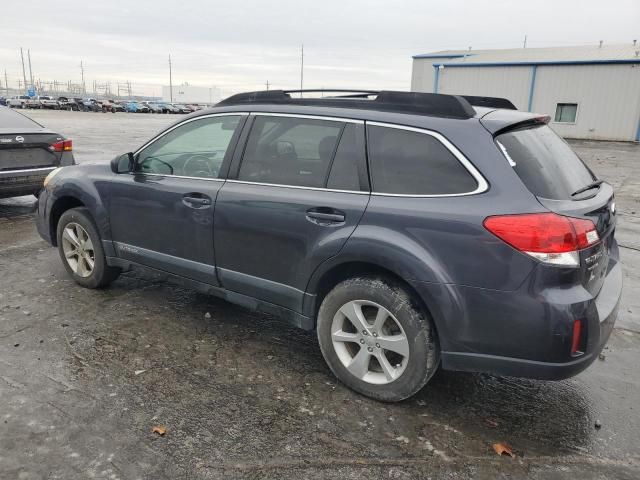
(496, 125, 595, 200)
(0, 108, 42, 129)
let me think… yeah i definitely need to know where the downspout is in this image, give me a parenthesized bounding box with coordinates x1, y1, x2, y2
(433, 65, 441, 94)
(527, 65, 537, 112)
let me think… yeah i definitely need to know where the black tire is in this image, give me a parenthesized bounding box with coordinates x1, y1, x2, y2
(56, 207, 120, 288)
(317, 276, 439, 402)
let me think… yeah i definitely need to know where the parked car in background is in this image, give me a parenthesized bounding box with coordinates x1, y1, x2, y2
(172, 104, 192, 114)
(57, 97, 81, 111)
(157, 103, 177, 114)
(0, 97, 6, 106)
(124, 101, 149, 113)
(101, 100, 125, 113)
(142, 101, 163, 113)
(80, 98, 101, 112)
(7, 95, 31, 109)
(0, 105, 74, 198)
(36, 96, 60, 109)
(34, 89, 621, 402)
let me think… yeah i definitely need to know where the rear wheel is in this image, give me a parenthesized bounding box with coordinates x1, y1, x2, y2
(317, 276, 439, 402)
(56, 208, 120, 288)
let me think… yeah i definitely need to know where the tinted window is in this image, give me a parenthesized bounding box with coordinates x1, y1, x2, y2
(367, 126, 478, 195)
(496, 125, 595, 200)
(327, 123, 365, 191)
(137, 115, 241, 178)
(238, 116, 342, 188)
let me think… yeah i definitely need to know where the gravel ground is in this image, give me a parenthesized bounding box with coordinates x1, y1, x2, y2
(0, 110, 639, 479)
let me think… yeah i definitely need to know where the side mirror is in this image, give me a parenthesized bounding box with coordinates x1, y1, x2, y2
(111, 152, 135, 173)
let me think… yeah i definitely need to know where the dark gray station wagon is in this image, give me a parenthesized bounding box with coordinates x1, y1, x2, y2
(36, 90, 621, 401)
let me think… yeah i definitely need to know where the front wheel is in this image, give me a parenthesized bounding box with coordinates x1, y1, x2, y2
(56, 207, 120, 288)
(317, 276, 439, 402)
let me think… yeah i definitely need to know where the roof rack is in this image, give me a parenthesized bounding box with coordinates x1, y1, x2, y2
(461, 95, 517, 110)
(216, 89, 477, 119)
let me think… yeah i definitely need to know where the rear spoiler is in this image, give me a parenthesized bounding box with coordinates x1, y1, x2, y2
(462, 95, 517, 110)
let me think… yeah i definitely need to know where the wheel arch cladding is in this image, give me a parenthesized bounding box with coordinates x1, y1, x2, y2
(49, 179, 111, 246)
(49, 196, 85, 246)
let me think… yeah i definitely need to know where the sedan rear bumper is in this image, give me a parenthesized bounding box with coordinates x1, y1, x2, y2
(0, 166, 55, 198)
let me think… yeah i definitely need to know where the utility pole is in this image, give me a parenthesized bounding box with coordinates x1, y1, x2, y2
(20, 48, 28, 94)
(300, 44, 304, 94)
(4, 70, 8, 95)
(27, 49, 34, 91)
(168, 54, 173, 102)
(265, 80, 270, 91)
(80, 61, 86, 94)
(523, 35, 528, 48)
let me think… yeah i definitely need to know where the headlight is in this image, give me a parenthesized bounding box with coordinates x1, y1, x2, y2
(43, 167, 63, 188)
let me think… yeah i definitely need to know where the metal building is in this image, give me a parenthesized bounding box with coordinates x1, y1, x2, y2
(411, 44, 640, 141)
(161, 84, 222, 104)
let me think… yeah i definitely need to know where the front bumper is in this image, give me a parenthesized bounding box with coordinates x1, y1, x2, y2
(35, 186, 54, 244)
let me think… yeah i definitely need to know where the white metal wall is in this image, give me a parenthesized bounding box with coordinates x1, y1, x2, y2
(161, 85, 221, 104)
(532, 64, 640, 141)
(436, 66, 532, 111)
(411, 59, 436, 92)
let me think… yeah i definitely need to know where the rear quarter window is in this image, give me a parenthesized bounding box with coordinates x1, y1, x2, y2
(496, 125, 595, 200)
(367, 125, 479, 195)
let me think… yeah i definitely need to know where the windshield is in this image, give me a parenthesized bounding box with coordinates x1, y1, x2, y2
(496, 125, 596, 200)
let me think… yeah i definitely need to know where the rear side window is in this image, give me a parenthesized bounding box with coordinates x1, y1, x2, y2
(327, 123, 366, 191)
(367, 125, 478, 195)
(496, 125, 595, 200)
(238, 116, 343, 188)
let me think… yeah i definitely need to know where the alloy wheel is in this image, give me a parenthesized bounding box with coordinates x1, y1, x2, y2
(331, 300, 410, 385)
(61, 222, 95, 278)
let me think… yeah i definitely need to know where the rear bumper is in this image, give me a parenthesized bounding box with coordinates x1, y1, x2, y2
(0, 167, 55, 198)
(411, 245, 622, 380)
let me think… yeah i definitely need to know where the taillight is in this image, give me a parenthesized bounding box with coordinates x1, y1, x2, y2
(50, 139, 72, 152)
(571, 319, 583, 356)
(483, 212, 599, 266)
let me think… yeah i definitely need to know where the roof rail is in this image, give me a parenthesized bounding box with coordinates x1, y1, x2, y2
(216, 90, 476, 119)
(461, 95, 517, 110)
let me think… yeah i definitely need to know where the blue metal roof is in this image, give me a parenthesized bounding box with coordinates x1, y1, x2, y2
(432, 59, 640, 68)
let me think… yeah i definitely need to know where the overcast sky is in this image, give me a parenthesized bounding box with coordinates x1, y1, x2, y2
(0, 0, 638, 98)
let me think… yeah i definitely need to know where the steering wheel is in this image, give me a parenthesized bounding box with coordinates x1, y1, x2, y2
(183, 154, 217, 178)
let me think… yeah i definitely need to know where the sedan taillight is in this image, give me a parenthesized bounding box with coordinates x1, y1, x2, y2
(50, 139, 73, 152)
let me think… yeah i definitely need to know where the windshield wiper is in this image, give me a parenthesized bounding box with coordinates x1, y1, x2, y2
(571, 179, 604, 197)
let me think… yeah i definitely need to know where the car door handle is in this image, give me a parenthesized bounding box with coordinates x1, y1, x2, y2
(306, 207, 346, 224)
(182, 194, 212, 209)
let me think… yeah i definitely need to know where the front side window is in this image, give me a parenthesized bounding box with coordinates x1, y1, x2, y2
(367, 125, 478, 195)
(136, 115, 241, 178)
(554, 103, 578, 123)
(238, 116, 343, 188)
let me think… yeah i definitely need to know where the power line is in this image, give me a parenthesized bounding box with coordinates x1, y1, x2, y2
(19, 48, 28, 94)
(27, 49, 34, 90)
(168, 54, 173, 102)
(300, 44, 304, 95)
(80, 61, 85, 94)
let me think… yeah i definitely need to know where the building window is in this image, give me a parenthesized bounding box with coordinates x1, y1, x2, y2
(554, 103, 578, 123)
